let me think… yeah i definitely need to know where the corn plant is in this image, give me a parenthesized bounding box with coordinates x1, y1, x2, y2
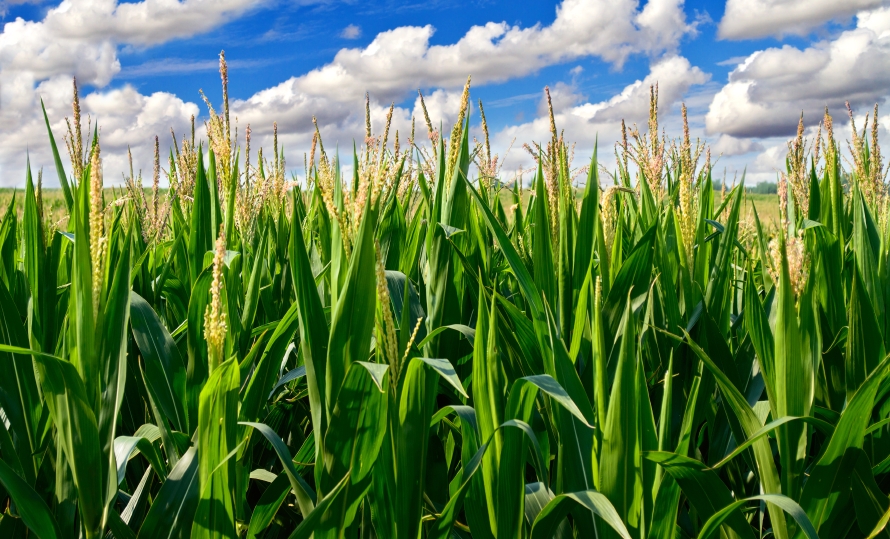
(2, 61, 890, 539)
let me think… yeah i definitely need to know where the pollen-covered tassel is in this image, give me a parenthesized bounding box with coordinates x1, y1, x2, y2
(365, 92, 372, 142)
(418, 90, 436, 144)
(220, 50, 230, 145)
(446, 76, 471, 179)
(89, 146, 106, 317)
(602, 186, 618, 255)
(205, 226, 228, 372)
(72, 77, 84, 178)
(152, 135, 160, 237)
(620, 119, 629, 176)
(375, 241, 400, 384)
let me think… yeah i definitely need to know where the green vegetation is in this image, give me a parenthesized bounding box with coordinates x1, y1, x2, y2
(1, 62, 890, 539)
(748, 181, 779, 195)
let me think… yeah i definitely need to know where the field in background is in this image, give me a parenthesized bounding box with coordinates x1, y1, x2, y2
(4, 187, 782, 229)
(727, 192, 781, 224)
(494, 186, 781, 227)
(0, 187, 163, 227)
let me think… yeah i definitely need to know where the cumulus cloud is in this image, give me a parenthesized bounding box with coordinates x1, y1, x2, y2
(571, 56, 708, 125)
(340, 24, 361, 39)
(211, 0, 700, 174)
(537, 82, 585, 117)
(0, 0, 261, 86)
(0, 0, 43, 17)
(232, 0, 694, 143)
(718, 0, 885, 40)
(0, 0, 264, 183)
(712, 134, 764, 156)
(706, 6, 890, 139)
(0, 0, 699, 185)
(492, 55, 709, 174)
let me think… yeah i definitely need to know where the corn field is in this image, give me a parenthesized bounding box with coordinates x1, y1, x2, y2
(1, 62, 890, 539)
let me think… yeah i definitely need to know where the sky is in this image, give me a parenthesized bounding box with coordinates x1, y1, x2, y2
(0, 0, 888, 187)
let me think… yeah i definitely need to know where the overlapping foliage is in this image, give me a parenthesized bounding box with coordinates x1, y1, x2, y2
(2, 59, 890, 538)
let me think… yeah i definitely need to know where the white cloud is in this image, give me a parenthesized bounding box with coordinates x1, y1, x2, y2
(706, 6, 890, 139)
(0, 0, 261, 86)
(712, 134, 764, 156)
(718, 0, 886, 40)
(0, 0, 262, 183)
(715, 55, 748, 67)
(570, 55, 708, 125)
(40, 0, 261, 47)
(493, 55, 709, 174)
(0, 0, 699, 185)
(538, 82, 585, 117)
(0, 0, 43, 17)
(232, 0, 695, 142)
(118, 57, 278, 78)
(752, 141, 789, 176)
(341, 23, 361, 39)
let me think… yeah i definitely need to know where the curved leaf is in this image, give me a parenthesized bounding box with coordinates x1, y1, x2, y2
(0, 457, 61, 539)
(698, 494, 817, 539)
(530, 490, 632, 539)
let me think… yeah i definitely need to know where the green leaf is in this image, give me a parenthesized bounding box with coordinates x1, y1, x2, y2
(416, 324, 475, 351)
(697, 494, 817, 539)
(851, 448, 890, 537)
(239, 301, 301, 426)
(416, 357, 468, 398)
(239, 422, 316, 517)
(644, 452, 754, 539)
(191, 358, 239, 539)
(0, 456, 62, 539)
(316, 361, 388, 532)
(40, 99, 74, 211)
(285, 473, 351, 539)
(130, 291, 188, 432)
(683, 330, 789, 539)
(799, 352, 890, 534)
(188, 145, 213, 286)
(0, 278, 41, 486)
(531, 159, 556, 308)
(846, 265, 886, 398)
(530, 490, 633, 539)
(113, 434, 167, 485)
(246, 472, 290, 539)
(31, 350, 107, 538)
(289, 190, 330, 464)
(600, 294, 644, 538)
(326, 194, 378, 420)
(515, 374, 591, 427)
(138, 447, 199, 539)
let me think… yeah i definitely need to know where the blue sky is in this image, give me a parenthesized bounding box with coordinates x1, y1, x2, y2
(0, 0, 887, 186)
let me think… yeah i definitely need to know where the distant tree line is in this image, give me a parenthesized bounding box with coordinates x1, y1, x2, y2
(713, 180, 777, 194)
